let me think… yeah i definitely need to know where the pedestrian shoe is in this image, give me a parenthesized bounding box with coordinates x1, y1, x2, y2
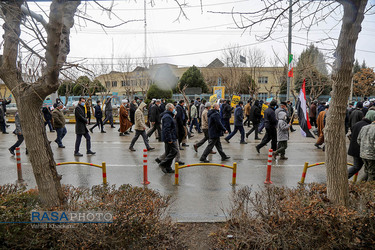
(314, 143, 321, 149)
(188, 134, 194, 139)
(166, 169, 175, 174)
(58, 145, 65, 148)
(255, 146, 260, 154)
(279, 155, 288, 160)
(147, 147, 155, 151)
(225, 138, 230, 143)
(87, 150, 96, 155)
(155, 158, 161, 164)
(200, 159, 210, 163)
(101, 131, 106, 133)
(89, 128, 93, 133)
(2, 132, 9, 134)
(111, 126, 116, 128)
(8, 148, 15, 156)
(182, 143, 189, 147)
(119, 133, 125, 136)
(198, 131, 203, 134)
(290, 129, 296, 132)
(245, 133, 249, 139)
(221, 156, 231, 161)
(254, 137, 261, 140)
(193, 144, 198, 152)
(322, 146, 325, 152)
(240, 141, 248, 144)
(74, 152, 83, 157)
(177, 161, 185, 165)
(210, 151, 216, 154)
(50, 130, 55, 133)
(124, 132, 130, 135)
(179, 147, 184, 151)
(25, 149, 28, 155)
(272, 152, 278, 159)
(129, 147, 136, 151)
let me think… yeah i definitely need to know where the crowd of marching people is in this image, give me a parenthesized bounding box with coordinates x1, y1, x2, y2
(2, 95, 375, 179)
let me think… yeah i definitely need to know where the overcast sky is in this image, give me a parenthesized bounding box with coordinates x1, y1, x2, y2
(2, 0, 375, 72)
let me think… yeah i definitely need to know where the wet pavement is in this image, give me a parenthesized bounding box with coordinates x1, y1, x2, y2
(0, 123, 354, 222)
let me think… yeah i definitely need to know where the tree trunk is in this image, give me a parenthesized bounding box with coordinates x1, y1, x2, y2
(17, 93, 64, 206)
(325, 0, 367, 206)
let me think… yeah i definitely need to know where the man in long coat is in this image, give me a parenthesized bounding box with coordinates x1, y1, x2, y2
(119, 100, 132, 136)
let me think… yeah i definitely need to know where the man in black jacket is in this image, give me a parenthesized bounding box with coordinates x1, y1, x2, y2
(222, 100, 233, 133)
(246, 100, 262, 140)
(200, 103, 230, 163)
(129, 98, 138, 132)
(89, 100, 106, 133)
(147, 99, 162, 141)
(175, 100, 187, 146)
(159, 103, 178, 173)
(255, 100, 278, 153)
(74, 97, 96, 156)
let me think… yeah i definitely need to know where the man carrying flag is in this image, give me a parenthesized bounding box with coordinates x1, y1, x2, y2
(296, 79, 315, 138)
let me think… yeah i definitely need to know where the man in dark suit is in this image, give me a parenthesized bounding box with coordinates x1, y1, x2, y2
(74, 97, 96, 156)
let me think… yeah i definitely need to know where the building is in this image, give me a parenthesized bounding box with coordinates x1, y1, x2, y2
(95, 59, 288, 100)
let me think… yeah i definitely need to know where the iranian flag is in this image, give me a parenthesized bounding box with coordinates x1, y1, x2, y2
(288, 54, 294, 77)
(296, 79, 314, 138)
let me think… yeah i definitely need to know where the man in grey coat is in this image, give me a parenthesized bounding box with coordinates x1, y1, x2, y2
(357, 118, 375, 181)
(102, 96, 115, 128)
(9, 111, 25, 155)
(74, 97, 95, 156)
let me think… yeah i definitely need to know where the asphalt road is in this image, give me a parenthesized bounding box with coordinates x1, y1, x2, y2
(0, 123, 355, 222)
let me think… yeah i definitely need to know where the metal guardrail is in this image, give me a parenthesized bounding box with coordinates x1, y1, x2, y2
(299, 162, 355, 184)
(174, 162, 237, 186)
(56, 161, 107, 185)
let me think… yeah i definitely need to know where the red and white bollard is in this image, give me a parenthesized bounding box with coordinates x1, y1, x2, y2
(142, 149, 150, 185)
(16, 147, 24, 184)
(264, 149, 273, 184)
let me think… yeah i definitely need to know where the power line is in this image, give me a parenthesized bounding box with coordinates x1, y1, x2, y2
(67, 35, 289, 61)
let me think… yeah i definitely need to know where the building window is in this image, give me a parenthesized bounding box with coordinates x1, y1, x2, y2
(112, 81, 117, 87)
(121, 81, 126, 87)
(258, 76, 268, 84)
(105, 81, 110, 88)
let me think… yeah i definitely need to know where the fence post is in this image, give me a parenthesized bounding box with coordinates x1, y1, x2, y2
(142, 149, 150, 185)
(299, 162, 309, 184)
(174, 162, 179, 185)
(16, 147, 24, 184)
(102, 162, 107, 185)
(232, 162, 237, 185)
(264, 149, 273, 184)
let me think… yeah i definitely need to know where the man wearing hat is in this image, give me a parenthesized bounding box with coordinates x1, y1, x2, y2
(256, 99, 278, 153)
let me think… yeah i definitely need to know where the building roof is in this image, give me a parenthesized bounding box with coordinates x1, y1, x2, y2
(207, 58, 224, 68)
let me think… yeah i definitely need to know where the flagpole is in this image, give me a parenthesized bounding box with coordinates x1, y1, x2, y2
(287, 0, 292, 102)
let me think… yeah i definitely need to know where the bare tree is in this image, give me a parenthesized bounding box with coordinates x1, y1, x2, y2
(220, 44, 244, 96)
(0, 0, 187, 207)
(246, 47, 266, 98)
(211, 0, 373, 206)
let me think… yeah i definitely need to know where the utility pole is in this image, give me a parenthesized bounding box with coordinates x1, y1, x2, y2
(144, 0, 147, 67)
(287, 0, 292, 101)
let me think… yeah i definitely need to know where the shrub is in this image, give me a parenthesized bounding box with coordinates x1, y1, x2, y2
(210, 182, 375, 249)
(0, 184, 184, 249)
